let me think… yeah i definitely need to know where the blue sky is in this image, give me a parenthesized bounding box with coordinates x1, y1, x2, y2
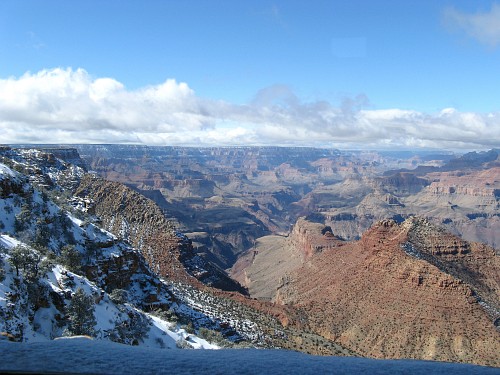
(1, 0, 500, 149)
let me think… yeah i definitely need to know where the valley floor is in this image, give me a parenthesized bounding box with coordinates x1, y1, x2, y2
(1, 338, 499, 375)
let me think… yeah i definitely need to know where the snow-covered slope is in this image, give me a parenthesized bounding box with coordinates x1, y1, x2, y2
(1, 338, 499, 375)
(1, 147, 300, 354)
(0, 237, 215, 349)
(0, 153, 222, 350)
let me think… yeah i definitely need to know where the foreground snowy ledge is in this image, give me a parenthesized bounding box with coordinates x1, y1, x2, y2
(1, 338, 498, 375)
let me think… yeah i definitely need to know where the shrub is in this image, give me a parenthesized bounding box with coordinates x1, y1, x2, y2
(109, 310, 150, 345)
(176, 339, 193, 349)
(150, 308, 178, 323)
(109, 289, 128, 305)
(65, 288, 96, 337)
(198, 327, 226, 345)
(59, 245, 81, 272)
(181, 321, 195, 334)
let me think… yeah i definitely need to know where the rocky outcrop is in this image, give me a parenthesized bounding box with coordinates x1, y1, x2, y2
(289, 217, 344, 258)
(1, 147, 86, 191)
(402, 217, 500, 318)
(374, 172, 430, 195)
(75, 175, 246, 293)
(41, 147, 88, 171)
(275, 218, 500, 366)
(425, 168, 500, 199)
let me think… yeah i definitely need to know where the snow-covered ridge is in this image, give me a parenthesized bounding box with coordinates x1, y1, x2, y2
(1, 146, 86, 191)
(0, 164, 16, 179)
(0, 235, 216, 349)
(0, 149, 227, 351)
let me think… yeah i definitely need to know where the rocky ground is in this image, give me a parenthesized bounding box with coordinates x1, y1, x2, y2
(240, 216, 500, 366)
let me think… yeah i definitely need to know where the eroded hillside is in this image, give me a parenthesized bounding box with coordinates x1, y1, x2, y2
(0, 146, 351, 356)
(239, 216, 500, 366)
(73, 145, 500, 270)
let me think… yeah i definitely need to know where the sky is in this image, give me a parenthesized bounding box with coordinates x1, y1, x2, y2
(0, 0, 500, 150)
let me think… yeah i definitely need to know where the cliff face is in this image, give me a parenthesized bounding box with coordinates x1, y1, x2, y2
(75, 175, 247, 293)
(425, 168, 500, 198)
(289, 218, 345, 258)
(373, 172, 430, 195)
(271, 218, 500, 366)
(402, 217, 500, 317)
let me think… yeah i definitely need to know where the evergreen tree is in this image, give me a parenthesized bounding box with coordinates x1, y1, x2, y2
(15, 203, 32, 231)
(66, 288, 96, 337)
(109, 310, 149, 345)
(34, 220, 51, 248)
(0, 258, 5, 282)
(60, 245, 81, 272)
(8, 245, 37, 277)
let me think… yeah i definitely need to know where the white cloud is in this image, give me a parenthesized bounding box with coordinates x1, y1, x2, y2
(0, 68, 209, 133)
(0, 68, 499, 150)
(444, 3, 500, 47)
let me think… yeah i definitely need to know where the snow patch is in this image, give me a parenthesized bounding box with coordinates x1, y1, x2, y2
(0, 163, 16, 179)
(0, 234, 21, 250)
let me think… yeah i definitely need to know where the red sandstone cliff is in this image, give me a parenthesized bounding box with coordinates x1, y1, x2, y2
(274, 218, 500, 366)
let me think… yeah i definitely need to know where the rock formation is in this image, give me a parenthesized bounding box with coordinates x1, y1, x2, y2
(271, 217, 500, 366)
(75, 175, 246, 293)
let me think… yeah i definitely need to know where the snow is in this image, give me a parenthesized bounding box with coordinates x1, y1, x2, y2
(0, 164, 16, 179)
(0, 234, 20, 250)
(0, 339, 498, 375)
(149, 315, 219, 350)
(0, 258, 14, 309)
(0, 235, 210, 350)
(67, 213, 84, 227)
(32, 305, 60, 340)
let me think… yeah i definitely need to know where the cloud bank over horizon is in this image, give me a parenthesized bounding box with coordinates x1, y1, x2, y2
(1, 68, 499, 150)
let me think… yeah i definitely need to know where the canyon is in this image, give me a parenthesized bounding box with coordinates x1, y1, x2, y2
(234, 216, 499, 364)
(3, 144, 499, 366)
(73, 145, 500, 260)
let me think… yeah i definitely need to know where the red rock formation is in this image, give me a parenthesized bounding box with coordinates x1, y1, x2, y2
(426, 168, 500, 198)
(290, 218, 344, 258)
(75, 175, 245, 292)
(277, 218, 500, 366)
